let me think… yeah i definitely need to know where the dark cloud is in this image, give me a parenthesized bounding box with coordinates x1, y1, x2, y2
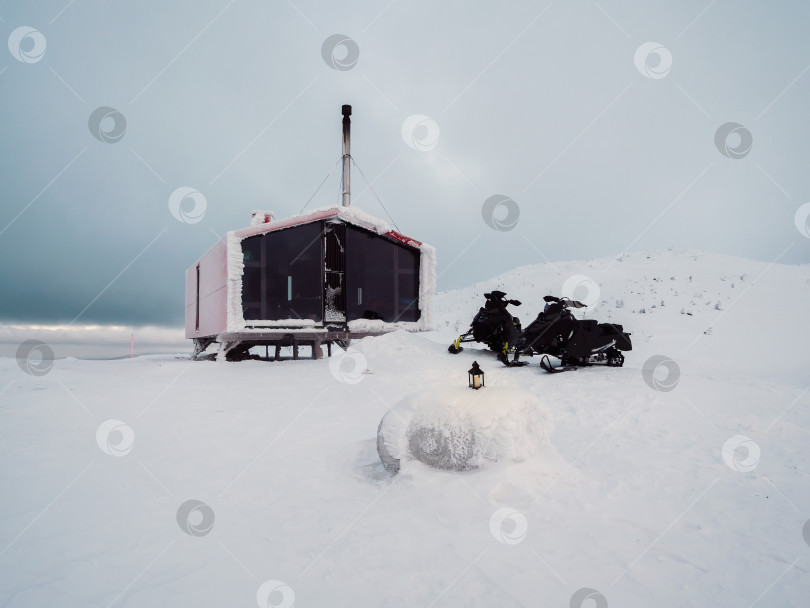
(1, 0, 809, 326)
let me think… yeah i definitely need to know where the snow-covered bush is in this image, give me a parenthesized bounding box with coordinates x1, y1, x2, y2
(377, 387, 553, 473)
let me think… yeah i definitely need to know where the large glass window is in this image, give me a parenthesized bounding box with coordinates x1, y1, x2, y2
(241, 223, 323, 322)
(345, 226, 420, 322)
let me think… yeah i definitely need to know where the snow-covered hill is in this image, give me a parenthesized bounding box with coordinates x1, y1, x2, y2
(1, 250, 809, 607)
(429, 249, 810, 380)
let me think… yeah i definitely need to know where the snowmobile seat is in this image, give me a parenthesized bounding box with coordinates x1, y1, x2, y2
(600, 324, 632, 350)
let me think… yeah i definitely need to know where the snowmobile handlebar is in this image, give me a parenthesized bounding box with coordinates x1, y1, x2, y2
(483, 292, 520, 306)
(543, 295, 587, 308)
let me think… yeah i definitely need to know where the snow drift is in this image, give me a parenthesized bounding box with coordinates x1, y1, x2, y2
(377, 386, 553, 472)
(3, 250, 810, 607)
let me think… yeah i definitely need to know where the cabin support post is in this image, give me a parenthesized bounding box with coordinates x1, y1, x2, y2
(192, 337, 216, 360)
(217, 339, 239, 362)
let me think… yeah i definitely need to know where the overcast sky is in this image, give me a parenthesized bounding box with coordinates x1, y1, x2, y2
(1, 0, 809, 331)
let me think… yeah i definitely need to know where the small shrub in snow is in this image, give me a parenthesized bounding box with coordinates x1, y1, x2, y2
(615, 299, 624, 308)
(377, 387, 552, 473)
(714, 301, 722, 310)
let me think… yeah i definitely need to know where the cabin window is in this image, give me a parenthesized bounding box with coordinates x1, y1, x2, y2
(345, 226, 420, 322)
(241, 223, 323, 321)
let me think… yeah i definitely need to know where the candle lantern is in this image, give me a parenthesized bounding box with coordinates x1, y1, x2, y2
(468, 361, 485, 389)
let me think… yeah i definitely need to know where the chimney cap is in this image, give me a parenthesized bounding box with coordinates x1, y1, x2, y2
(342, 104, 352, 116)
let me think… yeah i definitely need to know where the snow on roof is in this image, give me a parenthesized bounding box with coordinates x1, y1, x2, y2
(232, 206, 422, 249)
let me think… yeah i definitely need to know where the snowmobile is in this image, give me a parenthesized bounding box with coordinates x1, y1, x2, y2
(448, 293, 632, 372)
(447, 291, 528, 367)
(521, 296, 631, 372)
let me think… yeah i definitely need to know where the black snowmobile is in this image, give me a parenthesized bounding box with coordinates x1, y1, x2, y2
(447, 291, 527, 367)
(521, 296, 631, 372)
(448, 293, 632, 372)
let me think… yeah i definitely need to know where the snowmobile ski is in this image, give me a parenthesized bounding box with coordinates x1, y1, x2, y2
(497, 352, 528, 367)
(539, 355, 576, 373)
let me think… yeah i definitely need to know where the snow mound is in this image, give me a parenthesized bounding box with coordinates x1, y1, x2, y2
(377, 386, 553, 473)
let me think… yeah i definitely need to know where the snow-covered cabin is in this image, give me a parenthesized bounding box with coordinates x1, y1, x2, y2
(185, 205, 435, 360)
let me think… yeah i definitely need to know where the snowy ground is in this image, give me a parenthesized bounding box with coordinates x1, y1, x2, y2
(1, 250, 809, 607)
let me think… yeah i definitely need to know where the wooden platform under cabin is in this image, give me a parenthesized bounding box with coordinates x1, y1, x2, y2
(192, 330, 380, 361)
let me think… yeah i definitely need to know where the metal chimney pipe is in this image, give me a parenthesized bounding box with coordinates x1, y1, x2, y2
(341, 104, 351, 207)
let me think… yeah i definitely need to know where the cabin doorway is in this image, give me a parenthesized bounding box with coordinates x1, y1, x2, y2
(323, 222, 347, 323)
